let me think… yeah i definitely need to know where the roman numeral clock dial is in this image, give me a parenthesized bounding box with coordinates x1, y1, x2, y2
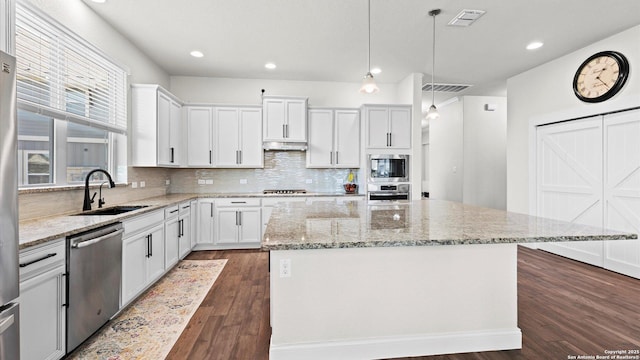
(573, 51, 630, 103)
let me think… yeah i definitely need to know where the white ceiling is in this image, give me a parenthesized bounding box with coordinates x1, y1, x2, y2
(83, 0, 640, 102)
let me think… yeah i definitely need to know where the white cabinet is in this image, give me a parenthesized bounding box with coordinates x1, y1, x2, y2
(190, 200, 198, 250)
(196, 198, 215, 249)
(164, 205, 180, 268)
(178, 202, 193, 259)
(307, 108, 360, 168)
(215, 198, 262, 248)
(131, 84, 183, 167)
(216, 106, 263, 168)
(364, 105, 411, 149)
(186, 106, 214, 167)
(263, 96, 308, 142)
(122, 210, 166, 306)
(19, 239, 66, 360)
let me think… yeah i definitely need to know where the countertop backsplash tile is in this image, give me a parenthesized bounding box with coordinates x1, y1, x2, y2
(169, 151, 359, 194)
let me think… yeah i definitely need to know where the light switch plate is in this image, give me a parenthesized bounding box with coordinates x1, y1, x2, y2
(198, 179, 206, 185)
(166, 179, 170, 185)
(205, 179, 213, 185)
(140, 181, 146, 188)
(131, 182, 138, 188)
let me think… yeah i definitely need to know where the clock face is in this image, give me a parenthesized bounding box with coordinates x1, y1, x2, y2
(573, 51, 629, 103)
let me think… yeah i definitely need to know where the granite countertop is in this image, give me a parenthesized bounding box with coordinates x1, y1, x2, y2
(262, 199, 638, 250)
(19, 192, 363, 250)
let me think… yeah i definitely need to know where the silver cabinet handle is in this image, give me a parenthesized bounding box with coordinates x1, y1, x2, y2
(209, 150, 212, 164)
(330, 151, 333, 164)
(210, 203, 214, 217)
(282, 124, 286, 138)
(72, 229, 124, 249)
(19, 253, 57, 267)
(239, 150, 242, 164)
(238, 211, 242, 226)
(336, 151, 339, 164)
(285, 124, 289, 138)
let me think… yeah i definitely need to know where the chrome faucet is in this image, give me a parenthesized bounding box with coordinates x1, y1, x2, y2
(83, 169, 116, 211)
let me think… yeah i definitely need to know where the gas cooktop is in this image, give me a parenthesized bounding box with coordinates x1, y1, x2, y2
(262, 189, 307, 195)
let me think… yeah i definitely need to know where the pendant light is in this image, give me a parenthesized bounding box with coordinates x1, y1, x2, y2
(425, 9, 441, 121)
(360, 0, 379, 94)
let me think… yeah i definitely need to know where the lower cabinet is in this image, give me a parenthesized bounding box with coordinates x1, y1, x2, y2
(215, 198, 261, 247)
(121, 210, 165, 306)
(19, 239, 66, 360)
(164, 205, 180, 269)
(196, 198, 216, 249)
(178, 202, 193, 259)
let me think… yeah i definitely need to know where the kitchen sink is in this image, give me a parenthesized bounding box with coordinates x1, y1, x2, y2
(73, 205, 149, 216)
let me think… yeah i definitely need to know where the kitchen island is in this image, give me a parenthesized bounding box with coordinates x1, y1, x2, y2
(262, 199, 636, 360)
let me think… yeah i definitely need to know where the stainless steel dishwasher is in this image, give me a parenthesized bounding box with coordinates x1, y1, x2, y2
(67, 222, 123, 353)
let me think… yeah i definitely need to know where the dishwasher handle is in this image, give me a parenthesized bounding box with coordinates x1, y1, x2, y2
(72, 229, 124, 249)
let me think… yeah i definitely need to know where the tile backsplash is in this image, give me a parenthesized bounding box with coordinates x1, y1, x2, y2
(169, 151, 359, 193)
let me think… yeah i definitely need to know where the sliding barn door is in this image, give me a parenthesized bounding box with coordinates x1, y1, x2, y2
(536, 116, 604, 266)
(603, 109, 640, 278)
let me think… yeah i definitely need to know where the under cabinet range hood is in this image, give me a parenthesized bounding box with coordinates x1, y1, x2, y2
(263, 141, 308, 151)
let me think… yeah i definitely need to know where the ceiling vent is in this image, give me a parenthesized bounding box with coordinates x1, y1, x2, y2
(447, 9, 486, 27)
(422, 83, 472, 93)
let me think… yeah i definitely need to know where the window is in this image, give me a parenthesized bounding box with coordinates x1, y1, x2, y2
(15, 1, 128, 187)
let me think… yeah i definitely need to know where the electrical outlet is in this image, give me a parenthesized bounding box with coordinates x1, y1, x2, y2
(131, 182, 138, 188)
(305, 179, 313, 184)
(166, 179, 170, 185)
(279, 259, 291, 278)
(140, 181, 146, 188)
(198, 179, 206, 185)
(240, 179, 248, 184)
(206, 179, 213, 185)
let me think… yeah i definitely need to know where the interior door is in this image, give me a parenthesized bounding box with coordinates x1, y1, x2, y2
(536, 116, 604, 266)
(603, 109, 640, 278)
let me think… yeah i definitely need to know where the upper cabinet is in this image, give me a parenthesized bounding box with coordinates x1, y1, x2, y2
(307, 108, 360, 168)
(186, 106, 214, 167)
(131, 84, 183, 167)
(263, 96, 308, 142)
(216, 106, 263, 168)
(363, 105, 411, 150)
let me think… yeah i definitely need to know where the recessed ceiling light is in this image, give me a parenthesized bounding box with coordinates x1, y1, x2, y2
(190, 50, 204, 58)
(90, 0, 107, 3)
(526, 41, 543, 50)
(265, 63, 277, 70)
(371, 67, 382, 75)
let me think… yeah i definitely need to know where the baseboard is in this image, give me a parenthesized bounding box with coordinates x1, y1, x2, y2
(269, 328, 522, 360)
(192, 243, 260, 251)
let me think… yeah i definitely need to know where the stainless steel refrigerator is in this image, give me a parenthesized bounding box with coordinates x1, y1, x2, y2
(0, 50, 20, 360)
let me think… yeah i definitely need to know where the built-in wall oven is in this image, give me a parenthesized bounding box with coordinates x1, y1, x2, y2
(368, 154, 409, 183)
(368, 183, 410, 203)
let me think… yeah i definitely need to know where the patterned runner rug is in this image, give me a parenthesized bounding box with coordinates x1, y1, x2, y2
(69, 259, 227, 360)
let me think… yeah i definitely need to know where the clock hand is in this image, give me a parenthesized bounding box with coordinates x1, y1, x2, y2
(596, 76, 610, 89)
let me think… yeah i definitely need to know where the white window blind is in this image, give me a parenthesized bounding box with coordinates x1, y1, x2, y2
(15, 1, 128, 134)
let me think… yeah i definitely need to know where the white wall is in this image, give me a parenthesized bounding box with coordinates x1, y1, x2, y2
(462, 96, 507, 210)
(429, 98, 463, 202)
(27, 0, 169, 86)
(507, 25, 640, 214)
(429, 96, 507, 209)
(170, 76, 399, 107)
(397, 73, 424, 200)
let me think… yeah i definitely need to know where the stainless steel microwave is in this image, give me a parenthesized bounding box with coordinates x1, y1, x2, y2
(368, 154, 409, 183)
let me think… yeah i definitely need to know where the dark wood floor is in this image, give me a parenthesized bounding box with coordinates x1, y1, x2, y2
(167, 246, 640, 360)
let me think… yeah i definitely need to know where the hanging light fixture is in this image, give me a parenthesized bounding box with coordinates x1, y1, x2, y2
(360, 0, 379, 94)
(425, 9, 441, 121)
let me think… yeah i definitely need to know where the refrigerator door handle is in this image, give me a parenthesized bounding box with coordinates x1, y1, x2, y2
(0, 314, 14, 334)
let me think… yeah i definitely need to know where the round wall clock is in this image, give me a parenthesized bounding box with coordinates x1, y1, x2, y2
(573, 50, 629, 103)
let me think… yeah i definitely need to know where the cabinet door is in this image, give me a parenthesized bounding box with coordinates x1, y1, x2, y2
(190, 200, 198, 249)
(20, 265, 66, 360)
(179, 213, 192, 259)
(216, 208, 239, 244)
(366, 106, 390, 148)
(216, 107, 240, 167)
(239, 107, 263, 167)
(307, 109, 334, 168)
(239, 208, 262, 243)
(157, 92, 172, 165)
(197, 200, 215, 245)
(263, 99, 286, 141)
(334, 110, 360, 167)
(187, 106, 213, 166)
(165, 216, 180, 269)
(285, 99, 307, 141)
(170, 100, 183, 165)
(388, 107, 411, 149)
(122, 232, 148, 305)
(147, 225, 166, 283)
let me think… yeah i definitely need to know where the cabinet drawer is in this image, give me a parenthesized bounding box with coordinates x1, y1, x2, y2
(216, 198, 261, 207)
(123, 209, 164, 237)
(178, 201, 192, 215)
(165, 205, 180, 218)
(19, 238, 65, 281)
